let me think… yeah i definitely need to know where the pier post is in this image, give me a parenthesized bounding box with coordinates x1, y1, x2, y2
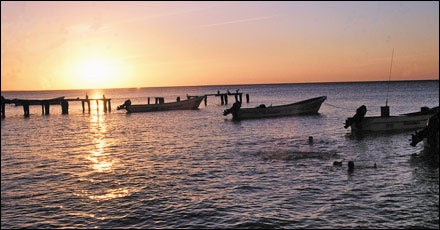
(108, 100, 111, 112)
(86, 94, 90, 112)
(204, 95, 207, 106)
(41, 104, 45, 115)
(23, 102, 30, 117)
(148, 97, 150, 104)
(44, 102, 50, 115)
(246, 94, 249, 103)
(1, 96, 4, 119)
(220, 95, 224, 105)
(224, 95, 228, 105)
(103, 95, 107, 112)
(96, 100, 99, 111)
(82, 101, 85, 113)
(61, 100, 69, 114)
(103, 100, 108, 112)
(1, 103, 5, 119)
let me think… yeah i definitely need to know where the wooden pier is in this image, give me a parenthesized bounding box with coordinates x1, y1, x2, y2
(1, 95, 111, 118)
(1, 91, 250, 118)
(189, 90, 250, 106)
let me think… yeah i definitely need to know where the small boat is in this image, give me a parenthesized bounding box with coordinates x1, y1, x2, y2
(223, 96, 327, 121)
(13, 96, 66, 106)
(344, 105, 439, 133)
(345, 49, 439, 133)
(117, 96, 204, 113)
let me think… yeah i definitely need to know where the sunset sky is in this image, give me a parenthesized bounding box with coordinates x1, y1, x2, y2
(1, 1, 438, 91)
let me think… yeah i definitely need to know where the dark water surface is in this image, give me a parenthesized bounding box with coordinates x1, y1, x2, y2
(1, 81, 439, 228)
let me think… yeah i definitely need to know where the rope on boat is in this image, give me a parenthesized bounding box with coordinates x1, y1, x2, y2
(324, 102, 351, 111)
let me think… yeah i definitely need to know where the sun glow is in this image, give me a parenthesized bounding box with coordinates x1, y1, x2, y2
(76, 58, 118, 86)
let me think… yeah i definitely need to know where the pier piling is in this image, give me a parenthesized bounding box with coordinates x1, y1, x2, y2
(23, 102, 30, 117)
(61, 100, 69, 114)
(44, 102, 50, 115)
(1, 104, 5, 119)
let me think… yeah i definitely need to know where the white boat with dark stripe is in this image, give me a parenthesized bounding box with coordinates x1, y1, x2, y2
(223, 96, 327, 121)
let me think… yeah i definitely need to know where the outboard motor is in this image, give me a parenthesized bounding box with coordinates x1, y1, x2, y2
(117, 99, 131, 110)
(344, 105, 367, 129)
(223, 101, 242, 121)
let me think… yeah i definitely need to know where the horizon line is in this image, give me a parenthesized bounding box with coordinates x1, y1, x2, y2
(1, 79, 438, 93)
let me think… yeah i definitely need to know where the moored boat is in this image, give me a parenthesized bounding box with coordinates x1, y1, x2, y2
(13, 96, 66, 106)
(344, 105, 439, 133)
(223, 96, 327, 121)
(117, 96, 204, 113)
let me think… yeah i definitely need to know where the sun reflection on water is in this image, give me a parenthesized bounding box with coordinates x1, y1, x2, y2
(88, 188, 130, 201)
(86, 113, 115, 173)
(78, 112, 131, 201)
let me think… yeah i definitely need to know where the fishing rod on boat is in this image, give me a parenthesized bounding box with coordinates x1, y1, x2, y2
(380, 48, 394, 118)
(385, 48, 394, 107)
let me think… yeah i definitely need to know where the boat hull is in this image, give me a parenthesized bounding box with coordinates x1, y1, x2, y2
(350, 115, 431, 132)
(235, 96, 327, 120)
(13, 96, 66, 106)
(125, 96, 204, 113)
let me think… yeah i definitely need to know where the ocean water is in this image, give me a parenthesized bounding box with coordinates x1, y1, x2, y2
(1, 80, 439, 229)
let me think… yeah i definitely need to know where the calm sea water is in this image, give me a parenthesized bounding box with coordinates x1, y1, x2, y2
(1, 81, 439, 229)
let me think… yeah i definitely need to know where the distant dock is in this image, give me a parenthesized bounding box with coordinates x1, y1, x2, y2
(1, 95, 111, 118)
(1, 90, 250, 118)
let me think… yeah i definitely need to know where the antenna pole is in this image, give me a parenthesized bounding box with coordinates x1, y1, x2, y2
(385, 48, 394, 106)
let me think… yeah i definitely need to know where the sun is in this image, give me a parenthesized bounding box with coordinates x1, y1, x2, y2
(64, 53, 133, 90)
(80, 60, 110, 80)
(77, 59, 116, 85)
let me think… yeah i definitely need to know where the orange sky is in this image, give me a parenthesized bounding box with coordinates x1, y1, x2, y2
(1, 1, 439, 91)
